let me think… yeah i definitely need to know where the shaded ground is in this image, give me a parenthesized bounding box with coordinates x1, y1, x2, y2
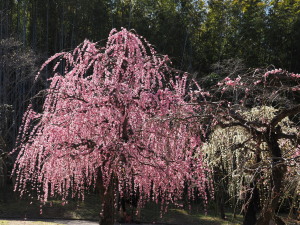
(1, 189, 297, 225)
(0, 190, 243, 225)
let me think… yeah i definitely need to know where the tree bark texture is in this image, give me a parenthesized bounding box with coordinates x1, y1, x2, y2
(243, 185, 260, 225)
(96, 170, 115, 225)
(0, 155, 7, 202)
(214, 167, 226, 220)
(256, 133, 287, 225)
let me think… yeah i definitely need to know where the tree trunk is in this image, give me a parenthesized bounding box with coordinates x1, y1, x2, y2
(243, 185, 259, 225)
(217, 195, 226, 220)
(0, 156, 7, 202)
(243, 149, 261, 225)
(22, 0, 27, 46)
(214, 167, 226, 220)
(96, 170, 115, 225)
(256, 134, 287, 225)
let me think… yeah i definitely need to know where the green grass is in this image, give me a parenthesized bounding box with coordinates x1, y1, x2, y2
(1, 189, 296, 225)
(0, 190, 243, 225)
(1, 186, 299, 225)
(0, 189, 100, 220)
(0, 194, 243, 225)
(1, 198, 297, 225)
(0, 198, 99, 220)
(133, 202, 243, 225)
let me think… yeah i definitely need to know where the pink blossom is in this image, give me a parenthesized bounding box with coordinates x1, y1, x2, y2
(225, 80, 236, 86)
(254, 80, 261, 85)
(12, 28, 212, 210)
(290, 73, 300, 78)
(201, 91, 210, 97)
(263, 72, 270, 77)
(235, 76, 241, 82)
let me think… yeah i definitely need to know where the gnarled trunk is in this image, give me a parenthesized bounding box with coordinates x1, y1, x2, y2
(256, 134, 287, 225)
(214, 167, 226, 220)
(243, 185, 260, 225)
(97, 170, 115, 225)
(0, 156, 7, 202)
(256, 164, 286, 225)
(243, 148, 261, 225)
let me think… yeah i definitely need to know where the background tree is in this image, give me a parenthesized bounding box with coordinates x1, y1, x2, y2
(199, 68, 300, 225)
(267, 0, 300, 72)
(232, 0, 267, 67)
(4, 0, 300, 75)
(0, 37, 38, 206)
(204, 106, 300, 225)
(196, 0, 231, 73)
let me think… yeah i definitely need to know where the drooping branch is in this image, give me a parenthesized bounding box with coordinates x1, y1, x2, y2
(270, 105, 300, 129)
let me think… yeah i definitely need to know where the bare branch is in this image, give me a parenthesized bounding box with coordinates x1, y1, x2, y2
(270, 105, 300, 128)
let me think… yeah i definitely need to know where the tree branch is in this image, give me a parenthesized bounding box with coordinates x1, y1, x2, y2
(270, 105, 300, 128)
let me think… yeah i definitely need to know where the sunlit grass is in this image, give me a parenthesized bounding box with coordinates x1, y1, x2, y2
(0, 221, 63, 225)
(132, 201, 243, 225)
(0, 221, 9, 225)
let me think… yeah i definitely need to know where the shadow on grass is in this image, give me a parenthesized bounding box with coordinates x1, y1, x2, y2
(0, 189, 243, 225)
(0, 191, 100, 221)
(136, 202, 243, 225)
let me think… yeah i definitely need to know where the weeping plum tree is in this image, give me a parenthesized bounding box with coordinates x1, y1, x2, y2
(204, 106, 300, 225)
(12, 29, 212, 225)
(201, 68, 300, 225)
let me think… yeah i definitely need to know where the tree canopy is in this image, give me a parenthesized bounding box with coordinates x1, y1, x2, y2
(12, 29, 212, 223)
(2, 0, 300, 73)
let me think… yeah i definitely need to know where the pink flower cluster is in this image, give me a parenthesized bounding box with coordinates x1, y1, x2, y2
(263, 68, 283, 78)
(218, 76, 241, 87)
(217, 76, 243, 93)
(290, 73, 300, 78)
